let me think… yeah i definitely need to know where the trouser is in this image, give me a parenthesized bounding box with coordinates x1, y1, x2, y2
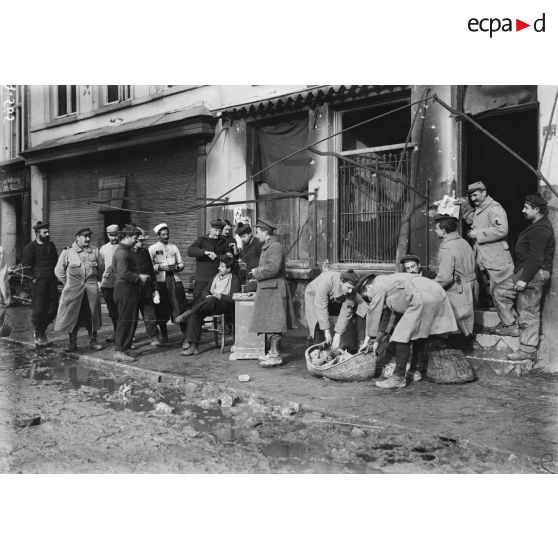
(185, 296, 232, 344)
(191, 279, 210, 307)
(133, 297, 158, 339)
(155, 278, 187, 338)
(30, 276, 58, 333)
(487, 271, 517, 327)
(516, 269, 550, 351)
(114, 284, 139, 352)
(383, 338, 426, 376)
(102, 287, 118, 331)
(266, 333, 282, 354)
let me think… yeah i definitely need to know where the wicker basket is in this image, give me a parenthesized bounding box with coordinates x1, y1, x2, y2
(426, 348, 476, 384)
(305, 343, 376, 382)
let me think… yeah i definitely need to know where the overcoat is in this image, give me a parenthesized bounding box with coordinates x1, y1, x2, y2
(355, 273, 458, 342)
(54, 242, 104, 333)
(250, 237, 296, 334)
(462, 195, 514, 284)
(304, 270, 344, 334)
(435, 232, 478, 336)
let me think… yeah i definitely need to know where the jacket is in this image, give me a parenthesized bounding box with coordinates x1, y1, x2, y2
(134, 246, 158, 300)
(21, 239, 58, 280)
(149, 241, 184, 284)
(54, 242, 104, 333)
(514, 216, 555, 283)
(240, 236, 262, 272)
(304, 270, 344, 333)
(250, 237, 296, 334)
(435, 232, 478, 336)
(187, 235, 226, 283)
(99, 242, 119, 288)
(462, 195, 514, 284)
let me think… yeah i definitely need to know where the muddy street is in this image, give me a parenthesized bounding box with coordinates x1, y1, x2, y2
(0, 342, 548, 473)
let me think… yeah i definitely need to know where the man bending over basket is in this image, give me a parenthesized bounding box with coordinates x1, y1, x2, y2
(337, 272, 458, 389)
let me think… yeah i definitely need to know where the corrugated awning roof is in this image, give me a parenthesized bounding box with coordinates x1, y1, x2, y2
(219, 85, 409, 118)
(23, 104, 215, 164)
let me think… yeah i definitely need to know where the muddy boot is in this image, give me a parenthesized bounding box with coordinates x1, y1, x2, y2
(89, 331, 103, 351)
(181, 343, 199, 356)
(65, 332, 78, 353)
(260, 337, 283, 368)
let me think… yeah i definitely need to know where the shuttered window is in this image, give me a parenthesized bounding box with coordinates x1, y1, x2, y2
(98, 176, 127, 209)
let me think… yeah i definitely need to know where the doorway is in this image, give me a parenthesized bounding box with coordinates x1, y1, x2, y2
(101, 210, 131, 241)
(464, 106, 538, 252)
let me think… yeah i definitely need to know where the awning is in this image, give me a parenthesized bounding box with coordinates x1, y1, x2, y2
(219, 85, 409, 119)
(22, 104, 216, 164)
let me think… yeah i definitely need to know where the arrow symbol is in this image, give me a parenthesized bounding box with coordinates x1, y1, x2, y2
(516, 19, 530, 31)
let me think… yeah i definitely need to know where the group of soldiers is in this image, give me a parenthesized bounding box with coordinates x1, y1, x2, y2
(302, 181, 555, 388)
(15, 179, 556, 381)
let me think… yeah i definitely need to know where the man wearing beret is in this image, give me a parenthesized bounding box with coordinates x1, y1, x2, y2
(305, 269, 359, 345)
(249, 219, 296, 367)
(433, 214, 478, 337)
(507, 194, 555, 362)
(459, 180, 517, 336)
(112, 225, 149, 362)
(21, 221, 59, 347)
(149, 223, 188, 347)
(54, 227, 105, 352)
(235, 222, 262, 284)
(187, 219, 228, 305)
(99, 224, 120, 342)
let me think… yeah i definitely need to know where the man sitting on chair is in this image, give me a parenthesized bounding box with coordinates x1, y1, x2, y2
(175, 255, 240, 356)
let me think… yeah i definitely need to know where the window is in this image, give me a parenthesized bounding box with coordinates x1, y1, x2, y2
(337, 99, 412, 264)
(105, 85, 131, 104)
(56, 85, 77, 117)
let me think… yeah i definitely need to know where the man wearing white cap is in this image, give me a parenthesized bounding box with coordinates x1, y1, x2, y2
(99, 224, 120, 342)
(149, 223, 188, 347)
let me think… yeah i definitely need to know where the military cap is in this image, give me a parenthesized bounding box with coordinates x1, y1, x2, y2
(433, 214, 458, 222)
(33, 221, 49, 231)
(255, 218, 277, 233)
(137, 227, 149, 241)
(340, 269, 360, 286)
(210, 219, 226, 230)
(467, 181, 486, 194)
(525, 193, 547, 209)
(153, 223, 168, 234)
(106, 224, 119, 234)
(235, 222, 252, 235)
(400, 254, 421, 265)
(75, 227, 93, 237)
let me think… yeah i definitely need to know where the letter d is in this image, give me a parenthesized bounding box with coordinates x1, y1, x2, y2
(534, 13, 545, 32)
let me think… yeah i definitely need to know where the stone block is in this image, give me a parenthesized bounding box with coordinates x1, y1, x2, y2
(474, 309, 500, 329)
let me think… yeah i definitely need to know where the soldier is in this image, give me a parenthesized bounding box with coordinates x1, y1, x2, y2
(459, 181, 517, 336)
(433, 215, 478, 337)
(305, 269, 359, 345)
(249, 219, 296, 367)
(187, 219, 227, 304)
(235, 222, 262, 285)
(507, 194, 555, 362)
(54, 227, 105, 352)
(112, 225, 149, 363)
(400, 254, 437, 279)
(349, 272, 458, 388)
(21, 221, 59, 347)
(99, 224, 120, 342)
(149, 223, 188, 347)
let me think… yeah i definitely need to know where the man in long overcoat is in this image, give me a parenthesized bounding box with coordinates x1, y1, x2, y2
(21, 221, 59, 347)
(434, 215, 478, 337)
(304, 269, 359, 344)
(249, 219, 295, 367)
(54, 227, 105, 352)
(459, 181, 517, 335)
(346, 273, 458, 389)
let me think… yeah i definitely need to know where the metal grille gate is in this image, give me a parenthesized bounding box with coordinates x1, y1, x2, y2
(339, 148, 412, 264)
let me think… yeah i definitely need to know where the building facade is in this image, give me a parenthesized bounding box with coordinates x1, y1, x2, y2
(2, 84, 557, 369)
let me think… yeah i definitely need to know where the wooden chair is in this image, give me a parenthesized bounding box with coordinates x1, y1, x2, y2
(206, 313, 235, 353)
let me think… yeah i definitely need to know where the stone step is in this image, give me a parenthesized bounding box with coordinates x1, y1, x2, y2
(474, 309, 500, 329)
(466, 354, 533, 377)
(471, 333, 519, 352)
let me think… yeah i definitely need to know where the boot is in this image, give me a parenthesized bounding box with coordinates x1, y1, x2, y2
(65, 332, 78, 352)
(89, 331, 103, 351)
(260, 337, 283, 367)
(181, 343, 199, 356)
(376, 342, 409, 388)
(34, 328, 47, 348)
(113, 350, 136, 363)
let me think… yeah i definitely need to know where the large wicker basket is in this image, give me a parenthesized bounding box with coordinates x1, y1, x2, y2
(305, 343, 376, 382)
